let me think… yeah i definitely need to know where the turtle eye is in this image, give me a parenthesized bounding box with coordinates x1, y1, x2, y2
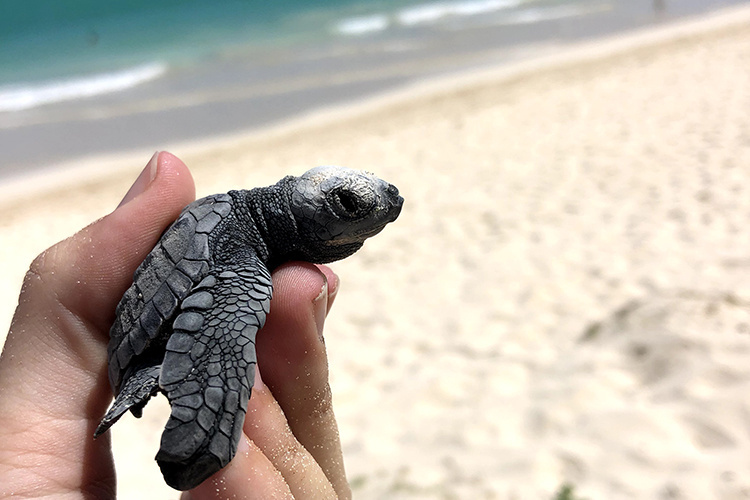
(330, 188, 370, 218)
(338, 190, 359, 213)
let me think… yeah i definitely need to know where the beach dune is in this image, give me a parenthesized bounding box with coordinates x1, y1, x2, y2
(2, 5, 750, 499)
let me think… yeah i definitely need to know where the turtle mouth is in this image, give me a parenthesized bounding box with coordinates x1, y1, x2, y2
(327, 210, 402, 246)
(357, 223, 388, 239)
(351, 196, 402, 238)
(327, 223, 387, 246)
(325, 192, 402, 246)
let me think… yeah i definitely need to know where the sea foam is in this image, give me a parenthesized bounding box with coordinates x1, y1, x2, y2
(335, 14, 390, 35)
(397, 0, 523, 26)
(0, 62, 167, 112)
(334, 0, 525, 37)
(496, 3, 611, 25)
(332, 1, 605, 39)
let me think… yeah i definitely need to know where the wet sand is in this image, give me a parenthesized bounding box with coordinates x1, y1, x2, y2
(2, 4, 750, 498)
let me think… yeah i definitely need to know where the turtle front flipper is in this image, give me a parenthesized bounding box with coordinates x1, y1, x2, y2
(94, 364, 161, 437)
(155, 257, 273, 491)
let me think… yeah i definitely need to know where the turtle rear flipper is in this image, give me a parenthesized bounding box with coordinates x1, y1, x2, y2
(156, 260, 272, 490)
(94, 365, 161, 437)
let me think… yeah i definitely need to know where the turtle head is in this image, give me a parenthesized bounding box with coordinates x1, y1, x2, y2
(287, 166, 403, 263)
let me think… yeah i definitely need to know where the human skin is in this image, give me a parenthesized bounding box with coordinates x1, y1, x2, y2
(0, 152, 351, 499)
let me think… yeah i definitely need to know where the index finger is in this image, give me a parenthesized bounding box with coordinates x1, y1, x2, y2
(256, 262, 351, 499)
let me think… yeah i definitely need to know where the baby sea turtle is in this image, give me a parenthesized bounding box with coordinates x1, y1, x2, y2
(94, 166, 403, 490)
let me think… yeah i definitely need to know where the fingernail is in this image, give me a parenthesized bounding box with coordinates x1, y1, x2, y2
(253, 366, 264, 390)
(117, 151, 160, 208)
(237, 433, 252, 457)
(313, 277, 328, 341)
(326, 272, 339, 314)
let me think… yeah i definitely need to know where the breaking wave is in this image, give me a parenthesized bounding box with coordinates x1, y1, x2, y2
(334, 0, 526, 35)
(396, 0, 524, 26)
(0, 62, 167, 112)
(335, 14, 391, 35)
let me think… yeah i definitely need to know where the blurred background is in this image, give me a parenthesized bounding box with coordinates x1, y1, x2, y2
(3, 1, 750, 499)
(1, 0, 746, 176)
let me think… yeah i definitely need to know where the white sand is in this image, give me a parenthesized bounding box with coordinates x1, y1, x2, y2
(3, 5, 750, 498)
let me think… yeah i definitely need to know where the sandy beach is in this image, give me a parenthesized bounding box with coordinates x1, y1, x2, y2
(3, 4, 750, 498)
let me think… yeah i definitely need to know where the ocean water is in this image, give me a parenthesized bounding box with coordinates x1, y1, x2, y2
(0, 0, 748, 170)
(0, 0, 598, 107)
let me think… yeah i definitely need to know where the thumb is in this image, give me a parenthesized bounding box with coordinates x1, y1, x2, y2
(0, 151, 195, 421)
(0, 151, 195, 498)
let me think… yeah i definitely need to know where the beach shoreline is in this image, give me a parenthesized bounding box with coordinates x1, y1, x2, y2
(2, 1, 749, 179)
(1, 2, 749, 208)
(2, 4, 750, 498)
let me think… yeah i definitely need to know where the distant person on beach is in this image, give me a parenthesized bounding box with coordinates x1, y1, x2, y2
(0, 152, 351, 499)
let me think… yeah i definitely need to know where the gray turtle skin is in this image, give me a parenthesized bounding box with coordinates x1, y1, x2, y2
(94, 166, 403, 491)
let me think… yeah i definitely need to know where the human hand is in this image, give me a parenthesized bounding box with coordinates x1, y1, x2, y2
(0, 152, 351, 499)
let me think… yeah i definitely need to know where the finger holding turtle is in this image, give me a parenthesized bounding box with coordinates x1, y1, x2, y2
(0, 153, 394, 499)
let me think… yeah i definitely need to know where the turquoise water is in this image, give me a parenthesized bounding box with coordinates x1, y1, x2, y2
(3, 0, 748, 111)
(3, 0, 523, 82)
(0, 0, 621, 109)
(2, 0, 749, 100)
(1, 0, 362, 82)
